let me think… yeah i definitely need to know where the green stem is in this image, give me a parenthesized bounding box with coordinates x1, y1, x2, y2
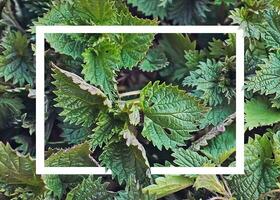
(119, 90, 141, 98)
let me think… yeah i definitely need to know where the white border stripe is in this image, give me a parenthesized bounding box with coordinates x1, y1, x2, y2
(36, 26, 245, 175)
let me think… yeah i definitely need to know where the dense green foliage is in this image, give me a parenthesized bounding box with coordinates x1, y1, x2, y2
(0, 0, 280, 199)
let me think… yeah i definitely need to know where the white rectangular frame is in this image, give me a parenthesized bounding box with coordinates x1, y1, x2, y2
(36, 26, 244, 175)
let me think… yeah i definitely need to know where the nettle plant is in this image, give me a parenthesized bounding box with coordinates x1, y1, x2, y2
(1, 0, 280, 199)
(38, 0, 237, 191)
(32, 0, 238, 187)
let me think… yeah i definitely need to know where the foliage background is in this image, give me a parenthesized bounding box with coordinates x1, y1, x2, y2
(0, 0, 280, 199)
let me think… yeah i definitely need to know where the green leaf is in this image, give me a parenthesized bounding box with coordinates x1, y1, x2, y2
(36, 0, 117, 25)
(116, 176, 155, 200)
(0, 31, 34, 86)
(200, 125, 236, 164)
(52, 66, 111, 128)
(172, 148, 210, 167)
(114, 33, 155, 70)
(139, 47, 169, 72)
(246, 52, 280, 99)
(0, 142, 44, 194)
(122, 128, 149, 167)
(142, 176, 194, 199)
(45, 33, 90, 59)
(89, 112, 123, 150)
(66, 176, 114, 200)
(140, 81, 207, 150)
(59, 122, 91, 145)
(272, 131, 280, 165)
(230, 7, 264, 39)
(166, 0, 210, 25)
(245, 97, 280, 130)
(263, 9, 280, 49)
(199, 103, 235, 128)
(45, 142, 96, 167)
(82, 38, 119, 100)
(100, 140, 150, 185)
(127, 0, 167, 19)
(0, 93, 24, 129)
(194, 175, 228, 196)
(159, 33, 196, 81)
(183, 59, 235, 106)
(43, 175, 63, 199)
(184, 49, 206, 69)
(229, 134, 280, 200)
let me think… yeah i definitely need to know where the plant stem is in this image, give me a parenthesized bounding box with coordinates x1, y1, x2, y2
(119, 90, 141, 98)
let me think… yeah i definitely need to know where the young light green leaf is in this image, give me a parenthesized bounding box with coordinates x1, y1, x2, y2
(140, 81, 207, 150)
(142, 176, 194, 199)
(52, 66, 111, 128)
(245, 97, 280, 130)
(194, 175, 228, 196)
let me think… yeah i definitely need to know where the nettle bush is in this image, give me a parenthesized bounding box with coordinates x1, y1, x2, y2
(0, 0, 280, 200)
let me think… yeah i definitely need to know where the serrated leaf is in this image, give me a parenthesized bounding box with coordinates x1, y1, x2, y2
(166, 0, 210, 25)
(272, 131, 280, 165)
(140, 81, 207, 150)
(230, 7, 264, 39)
(89, 112, 123, 150)
(194, 175, 228, 196)
(200, 124, 236, 164)
(82, 38, 119, 100)
(245, 97, 280, 130)
(183, 59, 236, 106)
(0, 142, 44, 194)
(52, 66, 111, 127)
(246, 52, 280, 99)
(184, 49, 206, 69)
(172, 148, 210, 167)
(139, 47, 169, 72)
(0, 93, 24, 129)
(122, 128, 149, 167)
(128, 105, 141, 126)
(100, 140, 150, 185)
(36, 0, 117, 26)
(114, 33, 155, 70)
(159, 33, 196, 81)
(45, 142, 96, 167)
(142, 176, 194, 199)
(0, 31, 34, 86)
(43, 175, 63, 199)
(200, 103, 235, 128)
(263, 9, 280, 49)
(59, 122, 91, 145)
(127, 0, 167, 19)
(66, 176, 113, 200)
(45, 33, 90, 59)
(116, 176, 155, 200)
(229, 134, 280, 200)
